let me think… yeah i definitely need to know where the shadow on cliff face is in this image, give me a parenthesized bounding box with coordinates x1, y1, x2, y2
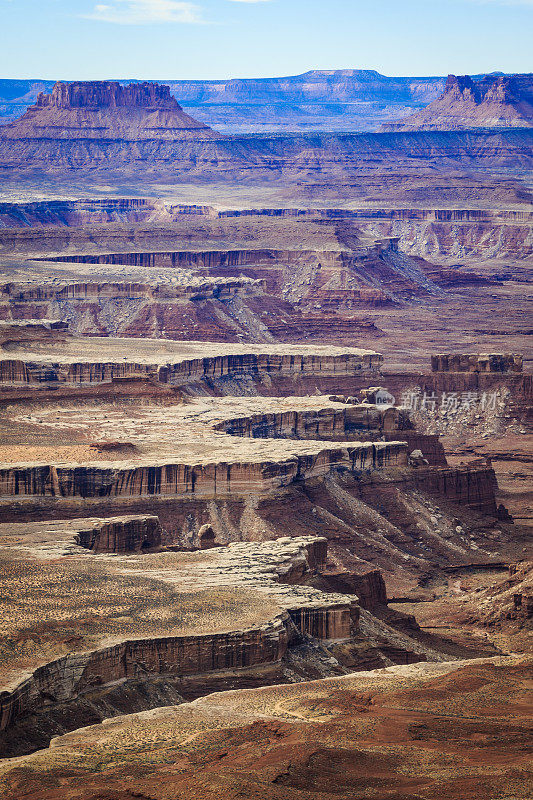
(0, 466, 523, 592)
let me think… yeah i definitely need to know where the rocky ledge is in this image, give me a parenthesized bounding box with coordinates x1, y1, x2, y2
(0, 534, 359, 748)
(0, 336, 383, 389)
(75, 514, 162, 553)
(0, 441, 409, 498)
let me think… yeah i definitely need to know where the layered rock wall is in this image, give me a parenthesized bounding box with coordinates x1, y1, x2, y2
(288, 605, 355, 639)
(2, 200, 530, 229)
(385, 432, 447, 466)
(381, 371, 533, 408)
(431, 353, 523, 373)
(411, 465, 498, 515)
(75, 515, 162, 553)
(49, 248, 283, 269)
(0, 534, 360, 742)
(1, 127, 530, 175)
(215, 407, 446, 466)
(3, 278, 261, 303)
(0, 319, 69, 347)
(315, 569, 387, 610)
(214, 405, 404, 441)
(0, 443, 408, 499)
(2, 210, 528, 267)
(218, 207, 533, 223)
(0, 615, 290, 733)
(0, 351, 383, 388)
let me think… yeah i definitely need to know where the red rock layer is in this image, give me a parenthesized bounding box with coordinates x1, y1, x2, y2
(0, 615, 291, 733)
(431, 353, 523, 373)
(75, 515, 162, 553)
(410, 465, 498, 515)
(0, 443, 408, 499)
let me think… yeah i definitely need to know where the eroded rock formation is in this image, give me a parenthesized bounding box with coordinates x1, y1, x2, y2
(0, 59, 531, 800)
(0, 81, 219, 141)
(0, 615, 293, 736)
(215, 403, 447, 466)
(75, 515, 162, 553)
(0, 441, 409, 499)
(384, 73, 533, 131)
(0, 534, 364, 751)
(0, 340, 383, 391)
(432, 353, 523, 373)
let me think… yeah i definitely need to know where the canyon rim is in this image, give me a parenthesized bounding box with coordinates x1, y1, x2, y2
(0, 1, 531, 798)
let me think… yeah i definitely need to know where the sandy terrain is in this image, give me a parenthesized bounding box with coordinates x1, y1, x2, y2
(0, 655, 530, 800)
(0, 395, 377, 467)
(2, 336, 377, 365)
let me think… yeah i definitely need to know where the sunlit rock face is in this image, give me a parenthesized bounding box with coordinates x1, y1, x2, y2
(0, 80, 219, 140)
(384, 73, 533, 131)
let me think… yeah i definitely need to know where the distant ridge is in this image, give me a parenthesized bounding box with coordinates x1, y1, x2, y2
(382, 73, 533, 131)
(0, 72, 448, 132)
(0, 78, 531, 179)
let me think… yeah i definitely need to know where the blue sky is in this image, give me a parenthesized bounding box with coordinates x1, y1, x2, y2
(1, 0, 532, 80)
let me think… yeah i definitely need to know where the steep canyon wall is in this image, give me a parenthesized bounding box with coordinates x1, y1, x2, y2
(0, 442, 409, 499)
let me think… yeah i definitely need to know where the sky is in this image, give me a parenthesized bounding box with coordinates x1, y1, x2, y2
(0, 0, 532, 80)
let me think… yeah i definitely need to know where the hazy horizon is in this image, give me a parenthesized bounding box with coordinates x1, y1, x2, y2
(1, 0, 532, 81)
(0, 68, 527, 83)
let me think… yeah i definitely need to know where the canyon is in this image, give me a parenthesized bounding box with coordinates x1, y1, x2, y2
(1, 81, 532, 214)
(0, 72, 530, 800)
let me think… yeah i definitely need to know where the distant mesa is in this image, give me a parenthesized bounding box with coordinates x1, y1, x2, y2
(383, 73, 533, 131)
(39, 81, 182, 110)
(1, 76, 531, 178)
(0, 80, 220, 141)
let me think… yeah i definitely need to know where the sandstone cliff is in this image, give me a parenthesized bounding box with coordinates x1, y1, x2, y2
(0, 534, 362, 752)
(0, 341, 383, 389)
(75, 515, 162, 553)
(383, 73, 533, 131)
(431, 353, 523, 373)
(0, 81, 220, 141)
(0, 442, 408, 499)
